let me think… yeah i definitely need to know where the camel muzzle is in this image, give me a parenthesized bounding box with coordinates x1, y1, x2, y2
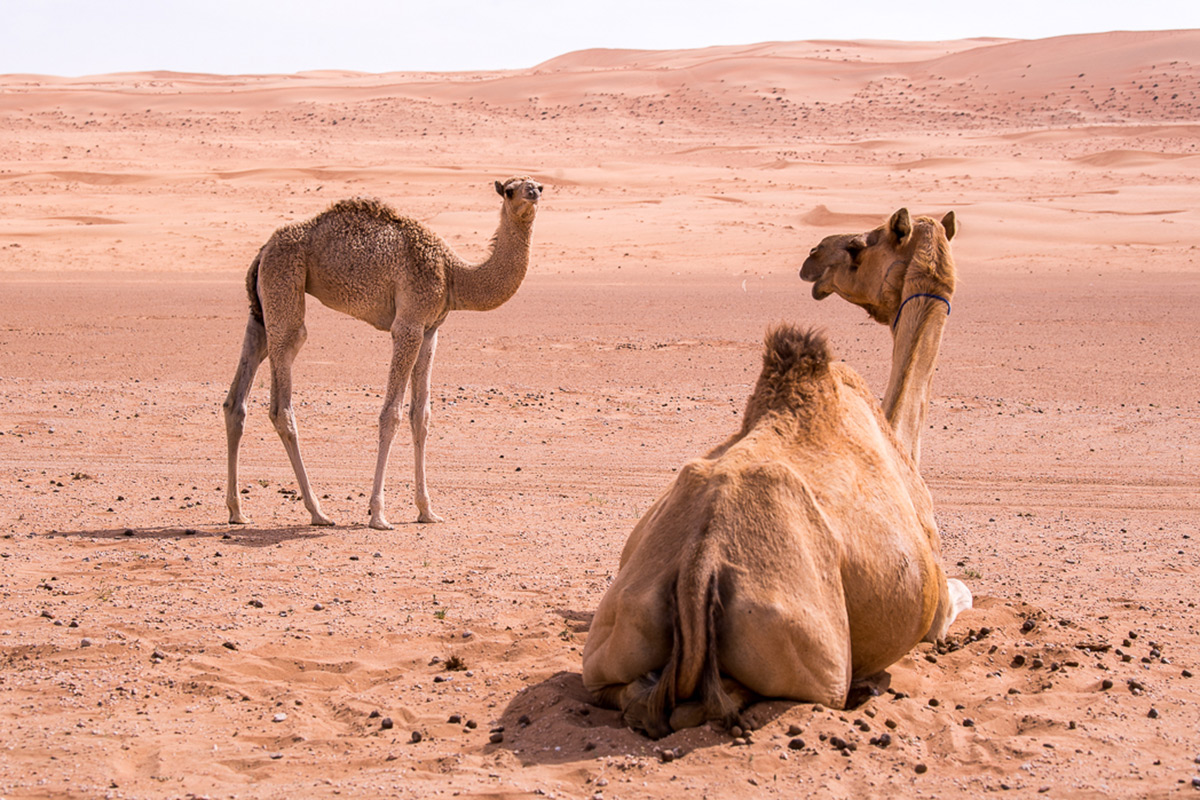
(799, 256, 823, 283)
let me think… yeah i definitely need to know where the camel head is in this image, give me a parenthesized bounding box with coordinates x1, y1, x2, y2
(800, 209, 957, 325)
(495, 176, 544, 223)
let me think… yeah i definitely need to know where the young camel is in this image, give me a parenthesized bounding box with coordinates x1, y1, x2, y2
(582, 324, 971, 738)
(223, 177, 543, 530)
(799, 208, 957, 466)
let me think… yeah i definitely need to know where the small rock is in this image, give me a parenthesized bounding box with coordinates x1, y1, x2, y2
(658, 748, 675, 763)
(963, 718, 975, 727)
(313, 602, 324, 611)
(885, 718, 898, 729)
(788, 737, 805, 750)
(381, 717, 394, 730)
(40, 610, 54, 620)
(369, 710, 381, 719)
(518, 714, 531, 726)
(249, 599, 264, 608)
(272, 713, 287, 723)
(786, 723, 803, 736)
(222, 641, 238, 651)
(269, 752, 283, 760)
(489, 731, 504, 744)
(1192, 777, 1200, 790)
(1147, 708, 1159, 719)
(1011, 654, 1027, 668)
(915, 763, 928, 774)
(1183, 670, 1193, 678)
(409, 730, 421, 743)
(1101, 679, 1114, 691)
(1021, 619, 1036, 633)
(871, 733, 892, 748)
(928, 698, 940, 707)
(80, 638, 92, 648)
(448, 714, 462, 724)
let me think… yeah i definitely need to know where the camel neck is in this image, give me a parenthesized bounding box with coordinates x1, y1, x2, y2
(448, 209, 533, 312)
(882, 294, 950, 466)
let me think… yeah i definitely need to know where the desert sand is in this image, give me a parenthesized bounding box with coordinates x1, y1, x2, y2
(1, 29, 1199, 799)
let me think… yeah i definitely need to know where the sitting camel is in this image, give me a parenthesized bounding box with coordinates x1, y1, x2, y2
(582, 210, 968, 739)
(223, 177, 542, 529)
(799, 208, 957, 466)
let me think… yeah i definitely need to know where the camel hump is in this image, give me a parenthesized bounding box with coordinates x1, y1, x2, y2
(323, 196, 408, 224)
(760, 324, 830, 381)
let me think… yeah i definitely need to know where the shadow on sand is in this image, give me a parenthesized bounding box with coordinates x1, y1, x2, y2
(488, 670, 803, 766)
(44, 523, 345, 548)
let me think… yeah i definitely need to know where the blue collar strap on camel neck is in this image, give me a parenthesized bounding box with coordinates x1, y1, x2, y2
(892, 293, 951, 330)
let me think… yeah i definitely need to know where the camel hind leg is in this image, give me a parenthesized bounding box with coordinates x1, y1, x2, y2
(265, 318, 334, 527)
(223, 315, 267, 524)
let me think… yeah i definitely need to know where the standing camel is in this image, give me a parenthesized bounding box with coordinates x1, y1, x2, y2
(800, 208, 957, 466)
(222, 177, 542, 529)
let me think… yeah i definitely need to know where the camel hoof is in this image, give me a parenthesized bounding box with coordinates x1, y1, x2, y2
(369, 515, 394, 531)
(229, 514, 251, 525)
(417, 511, 444, 524)
(310, 513, 336, 527)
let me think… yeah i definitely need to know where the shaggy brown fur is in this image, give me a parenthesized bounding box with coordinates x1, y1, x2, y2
(582, 323, 970, 737)
(222, 177, 542, 529)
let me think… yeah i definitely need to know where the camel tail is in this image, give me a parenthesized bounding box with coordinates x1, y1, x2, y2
(245, 249, 264, 325)
(689, 570, 741, 729)
(624, 568, 741, 738)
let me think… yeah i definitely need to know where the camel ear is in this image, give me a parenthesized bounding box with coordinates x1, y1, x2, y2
(495, 180, 505, 196)
(942, 210, 957, 241)
(889, 208, 912, 242)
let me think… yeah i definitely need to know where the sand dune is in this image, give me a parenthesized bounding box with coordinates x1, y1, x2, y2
(1, 28, 1199, 800)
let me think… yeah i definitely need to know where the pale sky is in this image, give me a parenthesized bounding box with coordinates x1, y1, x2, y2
(3, 0, 1198, 76)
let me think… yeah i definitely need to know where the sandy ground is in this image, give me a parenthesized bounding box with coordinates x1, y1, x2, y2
(2, 30, 1199, 799)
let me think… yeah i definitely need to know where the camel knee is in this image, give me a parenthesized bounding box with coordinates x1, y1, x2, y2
(409, 402, 431, 437)
(269, 406, 298, 442)
(378, 405, 402, 439)
(223, 395, 247, 431)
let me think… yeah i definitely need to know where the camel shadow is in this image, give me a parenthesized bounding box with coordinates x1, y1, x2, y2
(45, 524, 338, 548)
(488, 671, 801, 766)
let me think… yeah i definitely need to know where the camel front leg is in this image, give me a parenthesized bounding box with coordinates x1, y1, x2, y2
(267, 323, 334, 527)
(369, 322, 422, 530)
(223, 315, 267, 524)
(409, 327, 443, 523)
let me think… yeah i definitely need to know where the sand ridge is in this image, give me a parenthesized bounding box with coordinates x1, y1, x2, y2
(2, 29, 1200, 799)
